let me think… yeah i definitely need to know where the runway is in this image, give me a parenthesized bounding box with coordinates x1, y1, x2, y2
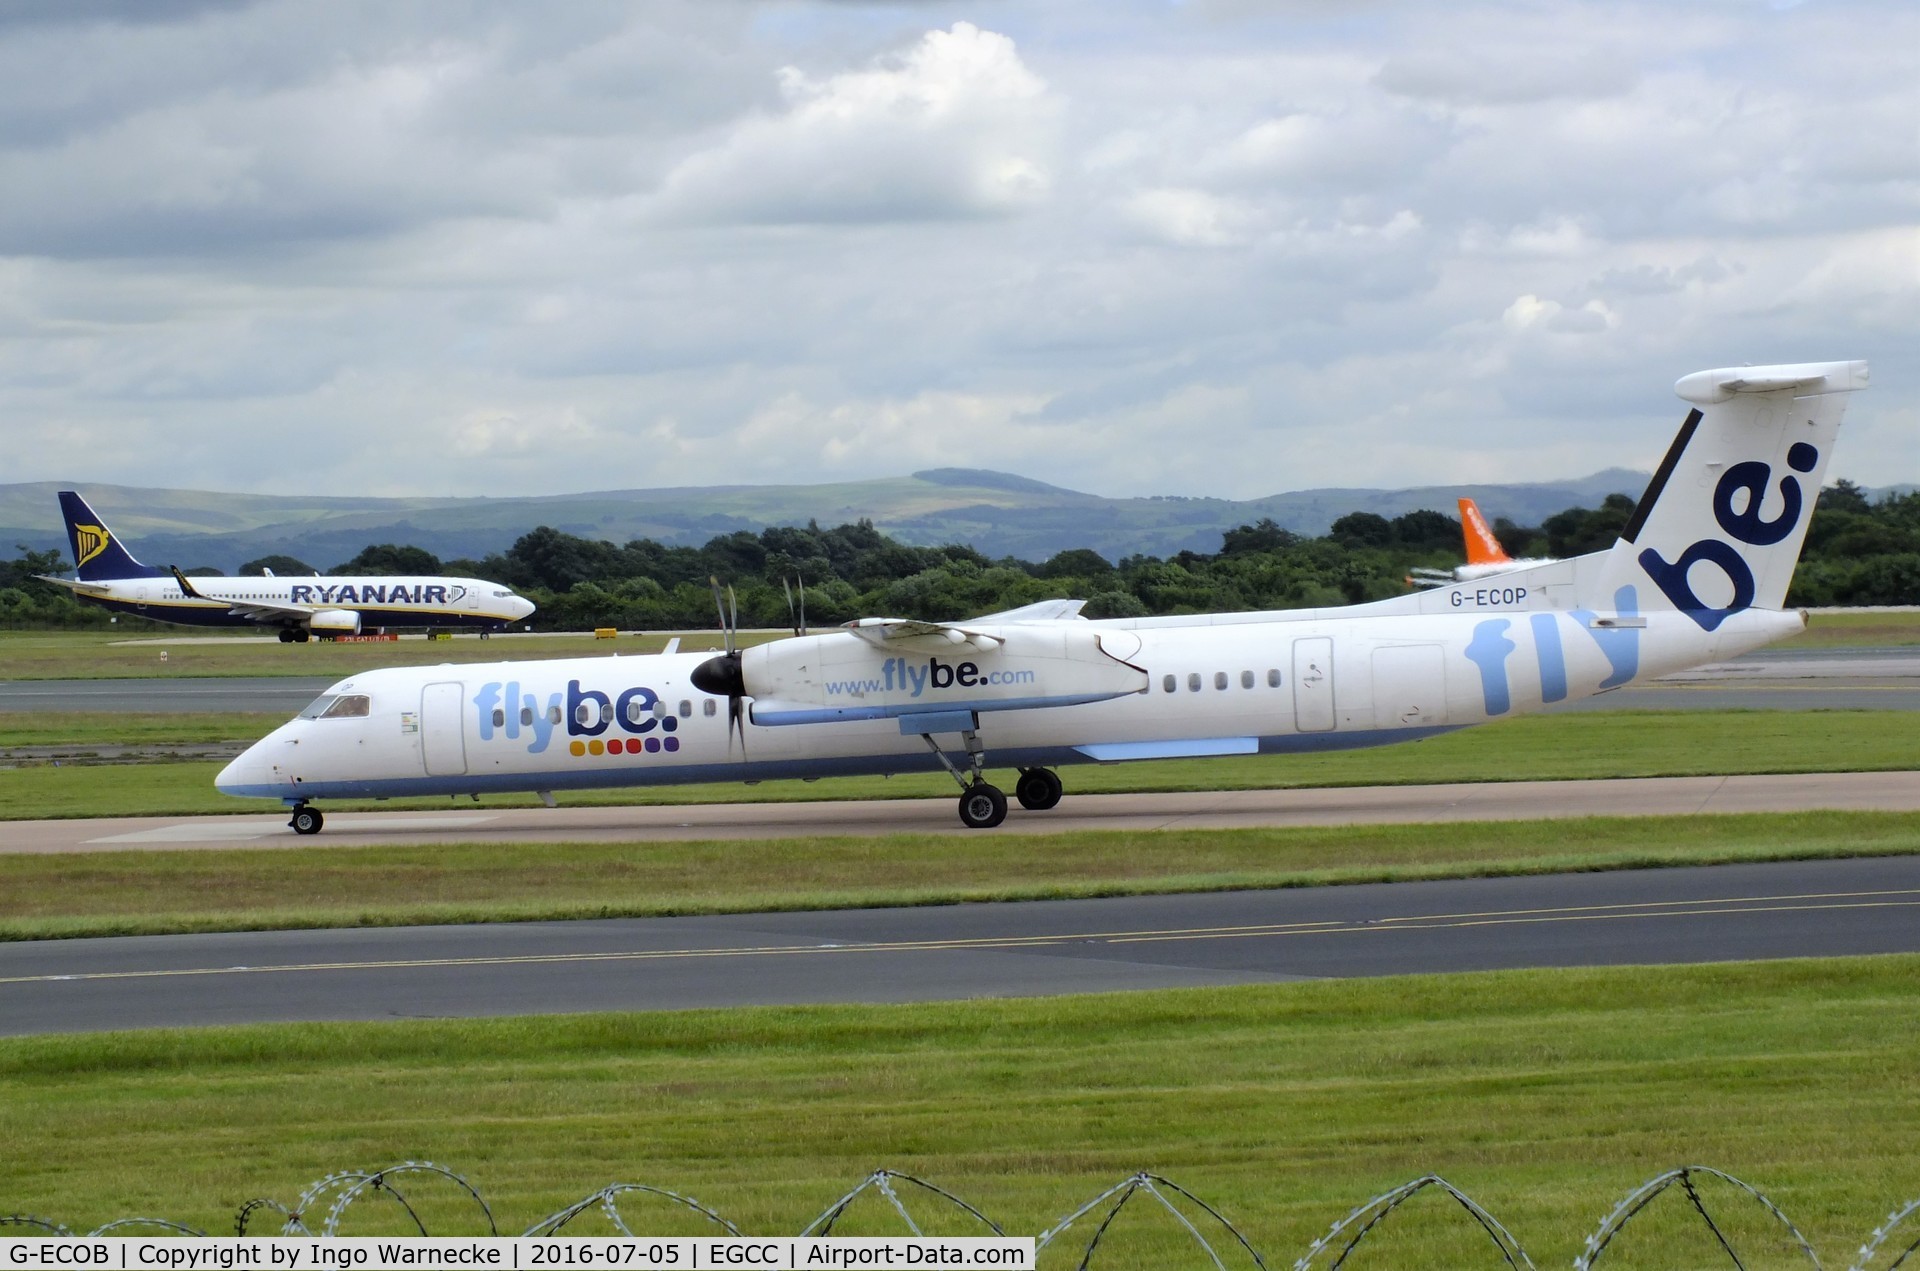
(3, 855, 1916, 1035)
(10, 769, 1920, 853)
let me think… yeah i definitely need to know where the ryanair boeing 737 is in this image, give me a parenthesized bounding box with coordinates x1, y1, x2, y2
(217, 361, 1868, 832)
(39, 491, 536, 641)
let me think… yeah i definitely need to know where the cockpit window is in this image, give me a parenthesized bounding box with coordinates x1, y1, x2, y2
(298, 694, 337, 720)
(319, 694, 371, 719)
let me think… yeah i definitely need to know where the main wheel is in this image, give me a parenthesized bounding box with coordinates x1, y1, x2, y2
(277, 628, 296, 643)
(957, 782, 1008, 829)
(289, 805, 324, 836)
(294, 628, 312, 643)
(1015, 767, 1063, 811)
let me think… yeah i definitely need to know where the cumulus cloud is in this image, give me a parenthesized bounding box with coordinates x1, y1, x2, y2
(649, 22, 1058, 225)
(0, 0, 1913, 505)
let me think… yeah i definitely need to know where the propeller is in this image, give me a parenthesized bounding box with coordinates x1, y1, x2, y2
(782, 575, 808, 637)
(690, 576, 748, 756)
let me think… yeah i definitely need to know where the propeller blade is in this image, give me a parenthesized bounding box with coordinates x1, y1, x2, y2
(709, 576, 738, 656)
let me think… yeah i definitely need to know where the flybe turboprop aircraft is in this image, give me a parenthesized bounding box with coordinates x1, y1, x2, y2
(38, 491, 537, 640)
(218, 360, 1868, 833)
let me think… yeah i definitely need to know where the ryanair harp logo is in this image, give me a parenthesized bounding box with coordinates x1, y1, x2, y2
(73, 523, 111, 568)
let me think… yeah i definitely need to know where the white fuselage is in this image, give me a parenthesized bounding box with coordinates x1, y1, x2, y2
(73, 573, 535, 632)
(215, 593, 1802, 803)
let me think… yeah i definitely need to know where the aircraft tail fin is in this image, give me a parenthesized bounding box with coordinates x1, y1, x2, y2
(1596, 360, 1869, 628)
(57, 491, 166, 582)
(1458, 497, 1512, 566)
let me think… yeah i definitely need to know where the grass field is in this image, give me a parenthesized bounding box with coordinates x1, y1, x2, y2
(2, 609, 1917, 680)
(5, 809, 1917, 941)
(3, 707, 1914, 822)
(2, 958, 1916, 1267)
(0, 628, 759, 680)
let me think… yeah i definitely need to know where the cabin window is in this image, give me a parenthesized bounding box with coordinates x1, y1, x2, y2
(320, 694, 370, 719)
(520, 706, 533, 726)
(575, 700, 600, 728)
(679, 700, 692, 717)
(625, 699, 645, 725)
(491, 708, 505, 728)
(1162, 674, 1176, 693)
(1187, 673, 1201, 692)
(1267, 669, 1281, 687)
(653, 699, 669, 719)
(1214, 672, 1228, 690)
(703, 699, 717, 717)
(1241, 670, 1254, 689)
(548, 705, 563, 726)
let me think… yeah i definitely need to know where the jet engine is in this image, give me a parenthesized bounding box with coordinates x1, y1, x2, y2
(309, 608, 362, 635)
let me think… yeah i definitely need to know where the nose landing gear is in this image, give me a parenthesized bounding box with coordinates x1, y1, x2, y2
(289, 803, 324, 835)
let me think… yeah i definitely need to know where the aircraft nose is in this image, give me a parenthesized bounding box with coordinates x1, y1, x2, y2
(512, 596, 537, 621)
(216, 738, 281, 798)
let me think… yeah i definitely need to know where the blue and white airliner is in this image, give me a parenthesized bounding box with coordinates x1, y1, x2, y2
(39, 491, 536, 641)
(216, 360, 1868, 831)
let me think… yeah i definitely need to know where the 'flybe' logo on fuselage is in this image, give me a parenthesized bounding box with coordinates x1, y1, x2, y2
(288, 583, 462, 606)
(825, 656, 1037, 699)
(472, 679, 682, 757)
(1638, 442, 1818, 631)
(73, 524, 110, 568)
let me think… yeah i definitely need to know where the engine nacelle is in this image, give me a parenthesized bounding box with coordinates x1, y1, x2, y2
(743, 625, 1147, 725)
(309, 608, 362, 635)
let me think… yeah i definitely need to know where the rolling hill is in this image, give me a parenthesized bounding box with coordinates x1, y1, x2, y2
(0, 468, 1651, 573)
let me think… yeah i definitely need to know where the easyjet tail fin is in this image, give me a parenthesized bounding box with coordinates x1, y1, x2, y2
(1595, 360, 1869, 628)
(1458, 498, 1511, 566)
(57, 491, 167, 582)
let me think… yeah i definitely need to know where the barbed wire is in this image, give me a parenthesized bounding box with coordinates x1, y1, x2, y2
(1851, 1197, 1920, 1271)
(13, 1163, 1918, 1267)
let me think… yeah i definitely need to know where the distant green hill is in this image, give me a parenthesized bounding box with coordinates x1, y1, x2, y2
(0, 468, 1651, 572)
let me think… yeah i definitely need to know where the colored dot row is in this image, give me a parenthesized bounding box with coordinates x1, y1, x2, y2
(568, 736, 682, 757)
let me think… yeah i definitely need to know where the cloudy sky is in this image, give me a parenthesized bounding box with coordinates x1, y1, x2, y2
(2, 0, 1914, 502)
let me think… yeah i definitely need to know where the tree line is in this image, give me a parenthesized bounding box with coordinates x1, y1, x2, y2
(2, 479, 1913, 631)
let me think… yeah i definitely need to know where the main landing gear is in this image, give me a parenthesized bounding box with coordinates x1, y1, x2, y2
(277, 627, 311, 643)
(915, 720, 1063, 829)
(289, 802, 324, 835)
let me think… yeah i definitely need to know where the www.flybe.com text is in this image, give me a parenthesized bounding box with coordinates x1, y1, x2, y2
(826, 657, 1037, 699)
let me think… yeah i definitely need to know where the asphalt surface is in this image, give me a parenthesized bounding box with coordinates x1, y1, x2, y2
(9, 770, 1920, 853)
(3, 855, 1915, 1036)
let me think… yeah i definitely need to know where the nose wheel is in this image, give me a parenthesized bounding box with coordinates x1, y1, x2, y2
(289, 803, 324, 836)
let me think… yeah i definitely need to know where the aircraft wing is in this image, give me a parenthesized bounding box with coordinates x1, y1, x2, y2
(970, 599, 1088, 623)
(842, 617, 1004, 652)
(168, 567, 322, 625)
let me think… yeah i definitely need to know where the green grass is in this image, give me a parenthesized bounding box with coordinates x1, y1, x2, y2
(3, 708, 1914, 821)
(2, 958, 1916, 1266)
(0, 712, 276, 749)
(5, 810, 1917, 941)
(0, 629, 769, 680)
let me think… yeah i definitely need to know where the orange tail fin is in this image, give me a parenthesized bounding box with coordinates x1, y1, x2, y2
(1458, 497, 1512, 566)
